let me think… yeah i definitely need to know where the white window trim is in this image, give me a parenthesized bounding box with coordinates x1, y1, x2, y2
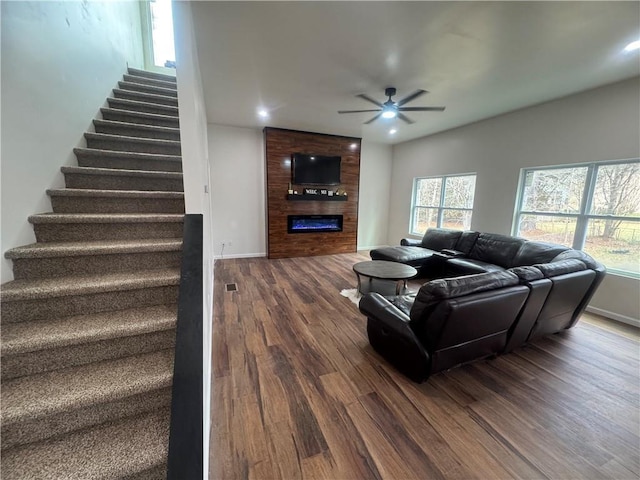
(410, 173, 477, 236)
(512, 158, 640, 277)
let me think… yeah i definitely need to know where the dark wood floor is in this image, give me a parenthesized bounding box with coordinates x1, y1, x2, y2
(210, 253, 640, 480)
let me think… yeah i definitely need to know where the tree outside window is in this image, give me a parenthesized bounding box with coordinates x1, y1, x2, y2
(514, 160, 640, 276)
(411, 174, 476, 235)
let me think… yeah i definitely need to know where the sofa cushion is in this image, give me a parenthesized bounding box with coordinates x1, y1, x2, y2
(445, 258, 506, 275)
(469, 233, 525, 268)
(508, 266, 545, 282)
(454, 231, 480, 254)
(409, 270, 519, 325)
(421, 228, 463, 251)
(512, 241, 569, 267)
(534, 259, 587, 278)
(370, 246, 436, 266)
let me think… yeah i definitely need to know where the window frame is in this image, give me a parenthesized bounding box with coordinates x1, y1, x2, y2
(410, 173, 477, 236)
(512, 159, 640, 277)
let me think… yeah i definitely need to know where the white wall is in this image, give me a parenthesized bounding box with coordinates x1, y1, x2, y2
(358, 141, 393, 250)
(1, 1, 144, 282)
(390, 77, 640, 322)
(208, 124, 265, 259)
(207, 129, 394, 258)
(172, 2, 213, 478)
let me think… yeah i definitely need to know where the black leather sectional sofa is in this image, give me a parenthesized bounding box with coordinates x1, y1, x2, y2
(359, 228, 606, 382)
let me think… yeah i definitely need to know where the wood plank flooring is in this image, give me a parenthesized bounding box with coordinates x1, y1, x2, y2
(210, 253, 640, 479)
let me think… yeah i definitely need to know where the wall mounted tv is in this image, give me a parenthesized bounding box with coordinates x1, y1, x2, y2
(292, 153, 341, 185)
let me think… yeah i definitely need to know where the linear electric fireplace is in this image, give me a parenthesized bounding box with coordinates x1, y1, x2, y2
(287, 215, 343, 233)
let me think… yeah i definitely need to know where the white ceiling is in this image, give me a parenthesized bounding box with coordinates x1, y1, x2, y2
(191, 1, 640, 145)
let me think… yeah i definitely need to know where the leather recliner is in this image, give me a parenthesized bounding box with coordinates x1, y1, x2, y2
(362, 228, 606, 381)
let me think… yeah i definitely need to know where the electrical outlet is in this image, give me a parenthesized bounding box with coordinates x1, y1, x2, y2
(228, 240, 233, 247)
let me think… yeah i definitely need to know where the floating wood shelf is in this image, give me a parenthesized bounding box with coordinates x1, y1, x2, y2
(287, 194, 347, 201)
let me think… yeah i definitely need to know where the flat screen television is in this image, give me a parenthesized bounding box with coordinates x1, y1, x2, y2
(292, 153, 341, 185)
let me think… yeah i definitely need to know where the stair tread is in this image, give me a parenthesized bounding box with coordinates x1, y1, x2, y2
(1, 408, 170, 479)
(124, 72, 177, 88)
(128, 67, 176, 83)
(29, 213, 184, 224)
(1, 305, 176, 356)
(62, 165, 183, 179)
(93, 118, 180, 134)
(100, 107, 179, 123)
(1, 349, 173, 423)
(74, 147, 181, 162)
(107, 98, 178, 115)
(118, 80, 178, 97)
(113, 88, 178, 105)
(84, 132, 181, 147)
(0, 268, 180, 302)
(5, 238, 182, 259)
(47, 188, 184, 198)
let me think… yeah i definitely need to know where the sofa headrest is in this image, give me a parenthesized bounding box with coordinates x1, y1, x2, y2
(409, 270, 519, 323)
(421, 228, 462, 251)
(534, 259, 587, 278)
(512, 241, 570, 267)
(454, 231, 480, 254)
(469, 233, 526, 268)
(508, 266, 545, 282)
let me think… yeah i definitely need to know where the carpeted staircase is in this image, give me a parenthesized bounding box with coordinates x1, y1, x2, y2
(1, 68, 184, 479)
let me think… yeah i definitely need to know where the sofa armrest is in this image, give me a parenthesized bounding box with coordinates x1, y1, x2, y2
(401, 238, 422, 247)
(359, 293, 431, 382)
(440, 249, 466, 257)
(359, 292, 411, 326)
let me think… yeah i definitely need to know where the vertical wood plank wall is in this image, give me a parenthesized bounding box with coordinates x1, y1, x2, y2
(264, 128, 361, 259)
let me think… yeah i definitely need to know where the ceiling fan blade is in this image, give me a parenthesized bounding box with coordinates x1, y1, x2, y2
(356, 93, 384, 108)
(364, 112, 383, 124)
(398, 106, 446, 112)
(396, 89, 428, 106)
(397, 112, 415, 125)
(338, 109, 382, 114)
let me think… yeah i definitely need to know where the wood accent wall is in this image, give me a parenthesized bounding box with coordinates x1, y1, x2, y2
(265, 128, 361, 259)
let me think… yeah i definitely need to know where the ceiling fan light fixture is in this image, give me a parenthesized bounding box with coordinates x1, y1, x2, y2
(381, 107, 397, 119)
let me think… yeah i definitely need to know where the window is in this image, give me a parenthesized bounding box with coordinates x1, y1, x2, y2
(411, 174, 476, 235)
(514, 160, 640, 276)
(141, 0, 176, 70)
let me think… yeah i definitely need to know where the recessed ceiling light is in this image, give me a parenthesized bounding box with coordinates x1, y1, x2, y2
(389, 128, 397, 135)
(257, 109, 269, 118)
(624, 40, 640, 52)
(350, 143, 358, 150)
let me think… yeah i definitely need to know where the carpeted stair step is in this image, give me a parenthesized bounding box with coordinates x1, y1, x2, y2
(29, 213, 184, 242)
(101, 107, 180, 128)
(1, 407, 170, 479)
(118, 80, 178, 98)
(93, 119, 180, 141)
(128, 67, 176, 83)
(47, 188, 184, 214)
(62, 166, 184, 192)
(113, 88, 178, 108)
(123, 73, 177, 90)
(107, 97, 178, 117)
(75, 147, 182, 172)
(1, 304, 177, 380)
(84, 132, 181, 156)
(0, 268, 180, 324)
(1, 349, 173, 449)
(5, 238, 183, 279)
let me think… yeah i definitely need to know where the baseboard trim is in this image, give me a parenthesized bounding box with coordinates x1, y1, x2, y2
(214, 252, 266, 260)
(586, 306, 640, 328)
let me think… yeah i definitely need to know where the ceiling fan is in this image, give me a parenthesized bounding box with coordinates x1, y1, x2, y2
(338, 87, 445, 124)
